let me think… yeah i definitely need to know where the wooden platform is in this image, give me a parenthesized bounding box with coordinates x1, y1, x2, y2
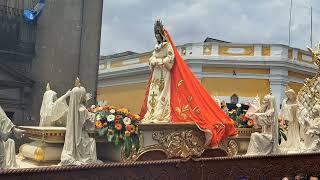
(1, 152, 319, 179)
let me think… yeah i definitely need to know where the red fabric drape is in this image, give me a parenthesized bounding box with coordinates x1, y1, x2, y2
(140, 29, 237, 146)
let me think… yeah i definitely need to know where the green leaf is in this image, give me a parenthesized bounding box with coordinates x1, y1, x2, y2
(278, 135, 282, 145)
(98, 127, 108, 136)
(280, 131, 287, 141)
(114, 134, 119, 146)
(124, 136, 132, 158)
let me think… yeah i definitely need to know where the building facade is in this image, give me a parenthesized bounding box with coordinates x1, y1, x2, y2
(98, 41, 317, 114)
(0, 1, 36, 124)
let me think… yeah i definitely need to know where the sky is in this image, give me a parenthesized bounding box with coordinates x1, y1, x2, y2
(100, 0, 320, 56)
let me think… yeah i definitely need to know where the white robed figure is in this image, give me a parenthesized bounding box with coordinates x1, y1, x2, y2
(246, 94, 279, 155)
(60, 78, 98, 165)
(39, 83, 69, 127)
(0, 106, 23, 168)
(141, 20, 174, 123)
(280, 88, 301, 153)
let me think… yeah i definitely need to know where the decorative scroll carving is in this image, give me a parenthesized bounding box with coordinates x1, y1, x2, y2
(152, 130, 206, 159)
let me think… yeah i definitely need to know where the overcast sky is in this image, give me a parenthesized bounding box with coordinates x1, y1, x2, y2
(100, 0, 320, 56)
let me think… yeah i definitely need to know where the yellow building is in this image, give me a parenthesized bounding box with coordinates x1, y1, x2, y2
(98, 39, 317, 114)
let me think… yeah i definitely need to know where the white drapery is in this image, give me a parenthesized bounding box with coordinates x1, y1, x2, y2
(246, 95, 279, 155)
(60, 86, 98, 165)
(280, 98, 301, 153)
(0, 106, 17, 168)
(40, 89, 69, 127)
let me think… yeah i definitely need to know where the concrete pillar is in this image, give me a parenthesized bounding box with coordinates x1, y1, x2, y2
(30, 0, 103, 123)
(269, 68, 288, 111)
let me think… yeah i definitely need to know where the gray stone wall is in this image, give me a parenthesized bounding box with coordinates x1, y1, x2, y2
(29, 0, 103, 125)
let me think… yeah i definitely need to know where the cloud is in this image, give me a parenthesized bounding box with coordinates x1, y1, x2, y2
(100, 0, 320, 55)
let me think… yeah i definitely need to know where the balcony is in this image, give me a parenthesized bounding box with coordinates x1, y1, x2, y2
(0, 5, 36, 58)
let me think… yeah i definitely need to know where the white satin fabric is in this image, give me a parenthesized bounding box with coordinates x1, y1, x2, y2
(142, 42, 174, 123)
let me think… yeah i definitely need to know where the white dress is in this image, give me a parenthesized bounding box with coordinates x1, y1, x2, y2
(0, 106, 17, 169)
(40, 90, 69, 127)
(39, 90, 57, 126)
(280, 99, 301, 153)
(246, 95, 279, 156)
(142, 42, 174, 123)
(60, 86, 98, 165)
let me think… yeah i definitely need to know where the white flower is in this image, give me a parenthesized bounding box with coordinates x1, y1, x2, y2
(236, 103, 242, 108)
(96, 114, 102, 121)
(110, 109, 116, 114)
(91, 105, 96, 109)
(123, 117, 131, 125)
(107, 115, 115, 122)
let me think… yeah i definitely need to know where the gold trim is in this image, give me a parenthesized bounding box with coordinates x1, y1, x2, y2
(34, 147, 45, 162)
(203, 44, 212, 56)
(261, 45, 270, 56)
(218, 45, 254, 56)
(288, 48, 293, 59)
(297, 51, 303, 61)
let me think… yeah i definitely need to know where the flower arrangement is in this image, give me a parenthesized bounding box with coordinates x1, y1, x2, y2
(89, 105, 140, 158)
(228, 103, 254, 128)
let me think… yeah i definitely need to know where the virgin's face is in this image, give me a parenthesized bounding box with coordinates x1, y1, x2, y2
(155, 33, 162, 43)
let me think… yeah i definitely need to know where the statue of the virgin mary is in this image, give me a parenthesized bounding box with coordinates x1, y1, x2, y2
(140, 20, 237, 146)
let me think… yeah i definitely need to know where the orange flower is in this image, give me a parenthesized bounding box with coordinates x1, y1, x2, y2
(124, 130, 130, 137)
(95, 121, 103, 129)
(115, 123, 122, 130)
(247, 119, 254, 127)
(278, 115, 283, 123)
(110, 105, 117, 110)
(126, 125, 135, 133)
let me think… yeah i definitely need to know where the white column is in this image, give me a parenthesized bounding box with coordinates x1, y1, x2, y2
(269, 68, 288, 111)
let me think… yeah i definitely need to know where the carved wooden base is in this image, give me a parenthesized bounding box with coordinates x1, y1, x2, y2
(96, 124, 259, 162)
(122, 123, 229, 162)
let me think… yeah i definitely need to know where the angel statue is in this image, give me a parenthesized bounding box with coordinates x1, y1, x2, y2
(39, 83, 70, 127)
(140, 20, 237, 147)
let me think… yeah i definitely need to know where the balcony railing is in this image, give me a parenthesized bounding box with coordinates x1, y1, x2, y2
(0, 5, 36, 57)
